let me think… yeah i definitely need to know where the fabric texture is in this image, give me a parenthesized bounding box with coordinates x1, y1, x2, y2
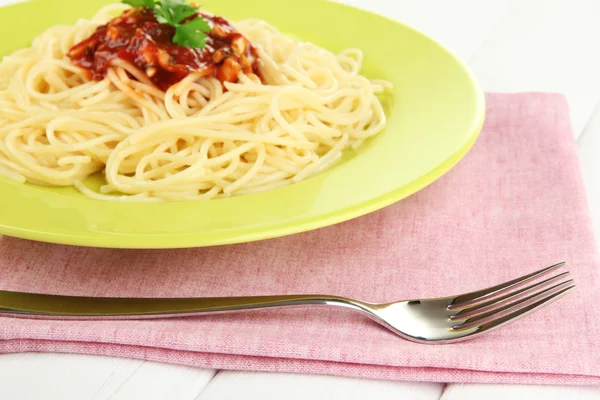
(0, 93, 598, 385)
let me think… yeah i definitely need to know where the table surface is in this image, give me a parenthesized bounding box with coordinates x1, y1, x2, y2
(2, 0, 600, 399)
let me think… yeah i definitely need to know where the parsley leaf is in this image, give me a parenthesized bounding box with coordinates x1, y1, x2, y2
(154, 5, 175, 24)
(173, 17, 210, 48)
(122, 0, 155, 7)
(122, 0, 211, 49)
(160, 0, 194, 9)
(170, 4, 197, 22)
(156, 0, 196, 24)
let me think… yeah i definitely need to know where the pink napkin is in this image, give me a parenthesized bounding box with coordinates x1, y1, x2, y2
(1, 93, 599, 385)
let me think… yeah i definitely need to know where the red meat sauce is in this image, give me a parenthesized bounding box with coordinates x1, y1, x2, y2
(68, 7, 261, 91)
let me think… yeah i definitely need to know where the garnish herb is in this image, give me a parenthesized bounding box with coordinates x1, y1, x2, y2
(122, 0, 210, 48)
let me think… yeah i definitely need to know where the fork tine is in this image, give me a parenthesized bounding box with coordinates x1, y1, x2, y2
(451, 285, 575, 336)
(447, 262, 565, 310)
(449, 271, 570, 320)
(452, 280, 574, 331)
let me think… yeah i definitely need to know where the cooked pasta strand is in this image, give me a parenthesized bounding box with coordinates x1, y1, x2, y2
(0, 5, 390, 201)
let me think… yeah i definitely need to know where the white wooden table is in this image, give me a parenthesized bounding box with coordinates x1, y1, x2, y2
(2, 0, 600, 398)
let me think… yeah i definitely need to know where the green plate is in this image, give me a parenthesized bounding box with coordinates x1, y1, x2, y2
(0, 0, 485, 248)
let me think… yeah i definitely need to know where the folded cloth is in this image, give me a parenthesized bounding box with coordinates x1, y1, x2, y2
(0, 93, 599, 385)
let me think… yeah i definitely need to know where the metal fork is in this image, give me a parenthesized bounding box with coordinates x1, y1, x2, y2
(0, 262, 574, 344)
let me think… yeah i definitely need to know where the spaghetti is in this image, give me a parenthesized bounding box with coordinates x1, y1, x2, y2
(0, 4, 390, 201)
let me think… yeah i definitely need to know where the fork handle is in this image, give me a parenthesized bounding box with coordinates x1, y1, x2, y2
(0, 290, 372, 320)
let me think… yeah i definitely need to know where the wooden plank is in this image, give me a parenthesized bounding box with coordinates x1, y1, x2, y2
(577, 102, 600, 240)
(196, 371, 444, 400)
(0, 353, 216, 400)
(442, 383, 600, 400)
(468, 0, 600, 137)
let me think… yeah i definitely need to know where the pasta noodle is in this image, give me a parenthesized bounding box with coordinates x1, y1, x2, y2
(0, 4, 391, 201)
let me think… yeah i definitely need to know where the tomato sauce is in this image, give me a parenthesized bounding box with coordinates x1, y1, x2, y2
(68, 8, 261, 91)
